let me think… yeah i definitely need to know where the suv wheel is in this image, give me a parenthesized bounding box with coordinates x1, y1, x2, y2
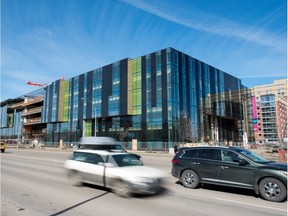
(259, 178, 286, 202)
(68, 171, 83, 186)
(112, 181, 132, 197)
(181, 170, 199, 189)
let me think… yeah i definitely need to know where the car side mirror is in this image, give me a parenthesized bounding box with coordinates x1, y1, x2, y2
(239, 159, 249, 166)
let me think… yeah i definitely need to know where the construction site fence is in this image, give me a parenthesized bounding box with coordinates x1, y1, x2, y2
(1, 139, 249, 152)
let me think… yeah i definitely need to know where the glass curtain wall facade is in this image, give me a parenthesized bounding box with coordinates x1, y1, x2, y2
(0, 107, 22, 139)
(35, 48, 248, 145)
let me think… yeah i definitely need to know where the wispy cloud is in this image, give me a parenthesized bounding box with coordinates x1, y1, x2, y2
(121, 0, 286, 52)
(4, 69, 52, 83)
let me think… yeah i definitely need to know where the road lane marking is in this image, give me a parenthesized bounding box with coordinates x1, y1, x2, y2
(2, 154, 64, 163)
(214, 197, 287, 212)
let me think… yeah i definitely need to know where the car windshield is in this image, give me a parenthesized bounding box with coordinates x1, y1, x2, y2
(234, 148, 270, 163)
(112, 154, 143, 167)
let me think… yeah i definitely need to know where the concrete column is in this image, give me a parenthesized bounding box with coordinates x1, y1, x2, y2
(59, 139, 63, 150)
(132, 139, 137, 151)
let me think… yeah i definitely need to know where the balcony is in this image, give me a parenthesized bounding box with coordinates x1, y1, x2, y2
(23, 117, 42, 125)
(8, 101, 24, 109)
(22, 107, 42, 116)
(23, 96, 43, 106)
(23, 129, 46, 136)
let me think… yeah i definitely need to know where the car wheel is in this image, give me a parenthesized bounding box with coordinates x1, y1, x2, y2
(112, 181, 132, 197)
(68, 171, 82, 186)
(181, 169, 199, 189)
(259, 178, 287, 202)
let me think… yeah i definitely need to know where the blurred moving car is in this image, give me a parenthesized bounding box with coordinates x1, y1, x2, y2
(64, 150, 166, 197)
(0, 141, 6, 152)
(73, 137, 126, 152)
(172, 146, 287, 202)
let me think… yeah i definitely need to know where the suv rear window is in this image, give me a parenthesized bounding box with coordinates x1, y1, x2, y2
(182, 149, 197, 158)
(197, 149, 221, 161)
(181, 148, 221, 161)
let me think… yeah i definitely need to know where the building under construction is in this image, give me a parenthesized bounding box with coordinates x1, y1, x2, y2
(0, 47, 255, 148)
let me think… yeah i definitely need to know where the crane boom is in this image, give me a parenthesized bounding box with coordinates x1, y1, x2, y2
(26, 77, 64, 87)
(26, 81, 46, 87)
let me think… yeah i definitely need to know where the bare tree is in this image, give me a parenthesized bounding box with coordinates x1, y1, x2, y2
(174, 112, 196, 143)
(119, 127, 129, 142)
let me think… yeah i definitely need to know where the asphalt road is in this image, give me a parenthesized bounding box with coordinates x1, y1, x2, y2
(1, 149, 287, 216)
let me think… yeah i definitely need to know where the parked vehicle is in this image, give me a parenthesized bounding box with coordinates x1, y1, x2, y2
(0, 141, 6, 152)
(74, 137, 126, 152)
(171, 146, 287, 202)
(64, 150, 166, 197)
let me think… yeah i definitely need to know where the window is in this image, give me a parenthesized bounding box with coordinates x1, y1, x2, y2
(233, 148, 268, 163)
(73, 152, 104, 164)
(222, 150, 241, 163)
(182, 149, 197, 158)
(197, 149, 221, 161)
(112, 154, 143, 167)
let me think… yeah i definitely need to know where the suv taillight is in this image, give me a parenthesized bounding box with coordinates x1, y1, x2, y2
(172, 159, 179, 164)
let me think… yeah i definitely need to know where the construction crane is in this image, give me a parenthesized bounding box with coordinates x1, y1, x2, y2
(26, 77, 64, 87)
(26, 81, 47, 87)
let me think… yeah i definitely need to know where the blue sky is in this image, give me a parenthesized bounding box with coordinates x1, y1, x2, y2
(1, 0, 287, 100)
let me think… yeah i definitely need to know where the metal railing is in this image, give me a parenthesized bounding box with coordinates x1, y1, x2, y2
(22, 107, 42, 116)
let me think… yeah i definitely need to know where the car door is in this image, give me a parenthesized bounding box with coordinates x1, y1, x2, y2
(195, 148, 222, 184)
(74, 152, 105, 186)
(219, 150, 255, 188)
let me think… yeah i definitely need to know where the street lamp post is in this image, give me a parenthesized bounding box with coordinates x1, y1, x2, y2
(81, 98, 97, 137)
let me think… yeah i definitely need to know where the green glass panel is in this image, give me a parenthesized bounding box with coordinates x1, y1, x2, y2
(132, 58, 142, 115)
(63, 80, 70, 121)
(85, 120, 92, 136)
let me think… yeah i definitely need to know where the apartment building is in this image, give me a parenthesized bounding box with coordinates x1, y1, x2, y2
(251, 79, 287, 145)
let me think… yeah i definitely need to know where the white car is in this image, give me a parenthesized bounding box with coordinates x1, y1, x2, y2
(64, 150, 167, 197)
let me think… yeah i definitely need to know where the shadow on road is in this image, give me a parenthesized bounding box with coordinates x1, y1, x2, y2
(200, 184, 257, 198)
(133, 187, 169, 199)
(81, 182, 169, 199)
(174, 181, 257, 198)
(49, 191, 109, 216)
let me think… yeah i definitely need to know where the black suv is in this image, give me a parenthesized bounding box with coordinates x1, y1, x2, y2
(171, 146, 287, 202)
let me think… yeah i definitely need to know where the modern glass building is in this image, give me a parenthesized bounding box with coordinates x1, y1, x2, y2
(1, 48, 253, 147)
